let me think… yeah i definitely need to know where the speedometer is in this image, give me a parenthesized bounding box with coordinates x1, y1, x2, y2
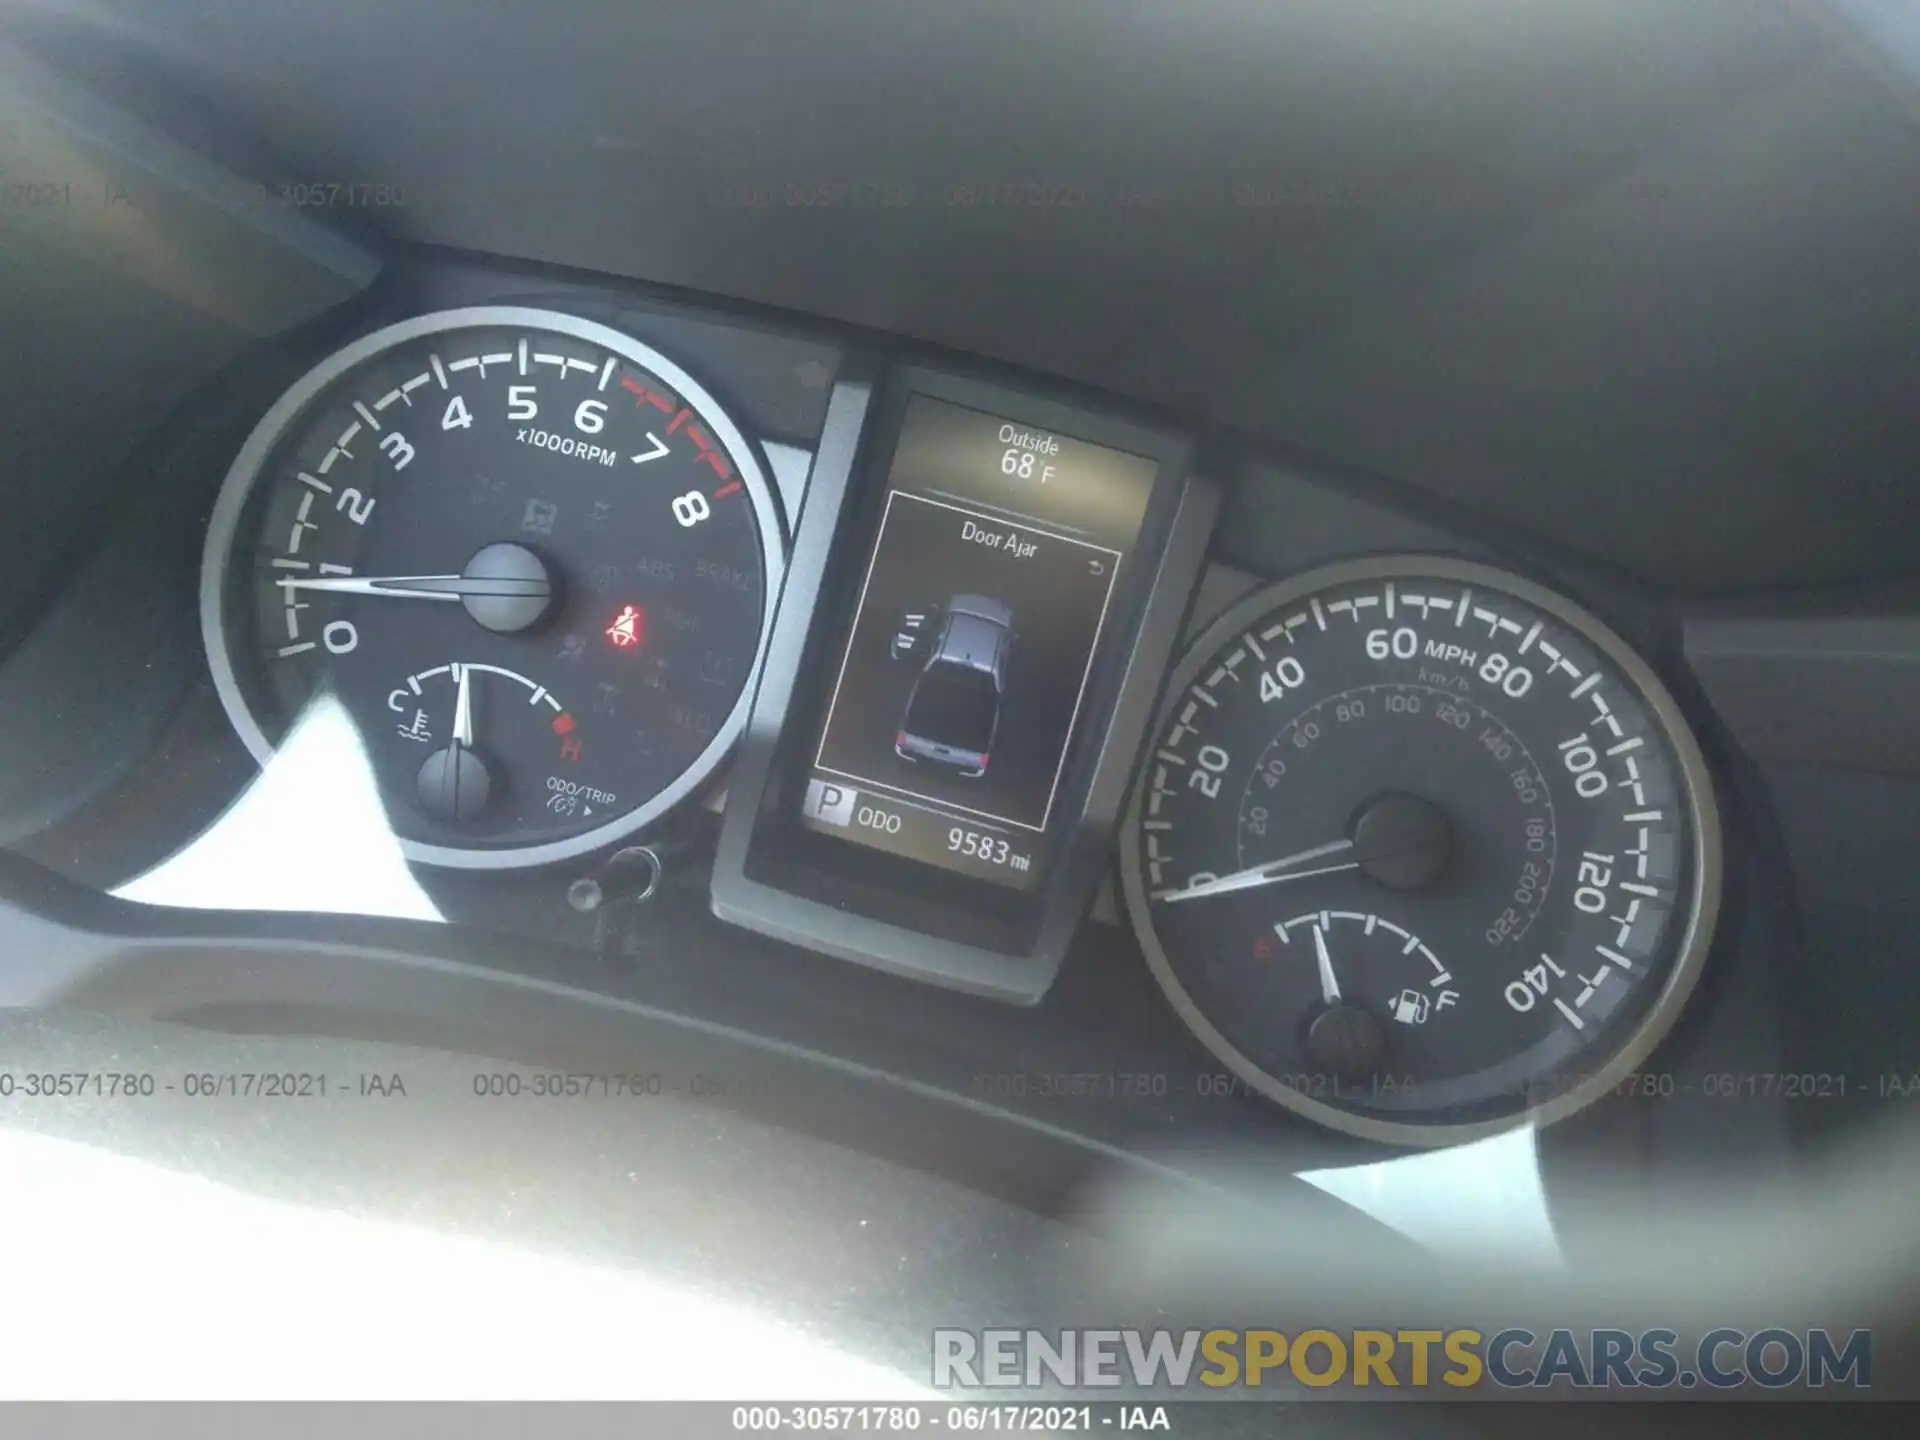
(202, 307, 784, 869)
(1119, 556, 1721, 1144)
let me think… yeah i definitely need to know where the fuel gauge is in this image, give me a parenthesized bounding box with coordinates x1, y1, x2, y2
(1264, 910, 1461, 1083)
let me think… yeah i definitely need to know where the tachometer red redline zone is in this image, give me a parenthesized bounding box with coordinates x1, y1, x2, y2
(200, 306, 785, 870)
(620, 374, 735, 479)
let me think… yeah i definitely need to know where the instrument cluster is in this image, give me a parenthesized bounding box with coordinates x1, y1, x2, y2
(173, 289, 1729, 1148)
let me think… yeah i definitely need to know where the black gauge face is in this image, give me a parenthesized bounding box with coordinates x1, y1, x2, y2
(1120, 557, 1721, 1145)
(203, 307, 784, 869)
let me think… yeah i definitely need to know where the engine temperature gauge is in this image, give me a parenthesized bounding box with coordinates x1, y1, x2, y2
(382, 660, 600, 832)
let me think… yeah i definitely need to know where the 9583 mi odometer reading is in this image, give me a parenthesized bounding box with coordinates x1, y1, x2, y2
(1120, 557, 1722, 1145)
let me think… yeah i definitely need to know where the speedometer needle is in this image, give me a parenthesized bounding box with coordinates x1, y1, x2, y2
(1153, 838, 1357, 902)
(1312, 921, 1342, 1004)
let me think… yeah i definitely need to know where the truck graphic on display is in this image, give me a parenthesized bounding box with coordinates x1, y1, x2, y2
(893, 595, 1014, 778)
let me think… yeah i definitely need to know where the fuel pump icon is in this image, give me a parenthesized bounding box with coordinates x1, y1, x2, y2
(1389, 988, 1458, 1025)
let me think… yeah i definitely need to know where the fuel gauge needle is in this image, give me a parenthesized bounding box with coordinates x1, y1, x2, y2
(1312, 920, 1342, 1004)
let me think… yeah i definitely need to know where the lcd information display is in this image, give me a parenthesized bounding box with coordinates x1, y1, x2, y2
(801, 395, 1159, 889)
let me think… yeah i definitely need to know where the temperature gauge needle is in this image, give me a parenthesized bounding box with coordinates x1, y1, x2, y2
(1312, 921, 1343, 1004)
(416, 664, 491, 824)
(452, 662, 475, 747)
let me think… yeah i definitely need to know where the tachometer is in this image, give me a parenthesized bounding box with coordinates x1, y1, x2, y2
(1119, 557, 1721, 1144)
(202, 306, 784, 868)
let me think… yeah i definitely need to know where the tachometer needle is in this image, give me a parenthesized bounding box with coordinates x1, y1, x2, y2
(452, 663, 475, 748)
(1312, 921, 1342, 1005)
(276, 573, 550, 602)
(1153, 838, 1357, 902)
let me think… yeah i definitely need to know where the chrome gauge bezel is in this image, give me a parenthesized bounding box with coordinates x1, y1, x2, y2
(200, 305, 787, 870)
(1118, 555, 1723, 1146)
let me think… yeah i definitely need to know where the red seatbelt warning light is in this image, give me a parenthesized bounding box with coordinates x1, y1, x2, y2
(605, 604, 645, 649)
